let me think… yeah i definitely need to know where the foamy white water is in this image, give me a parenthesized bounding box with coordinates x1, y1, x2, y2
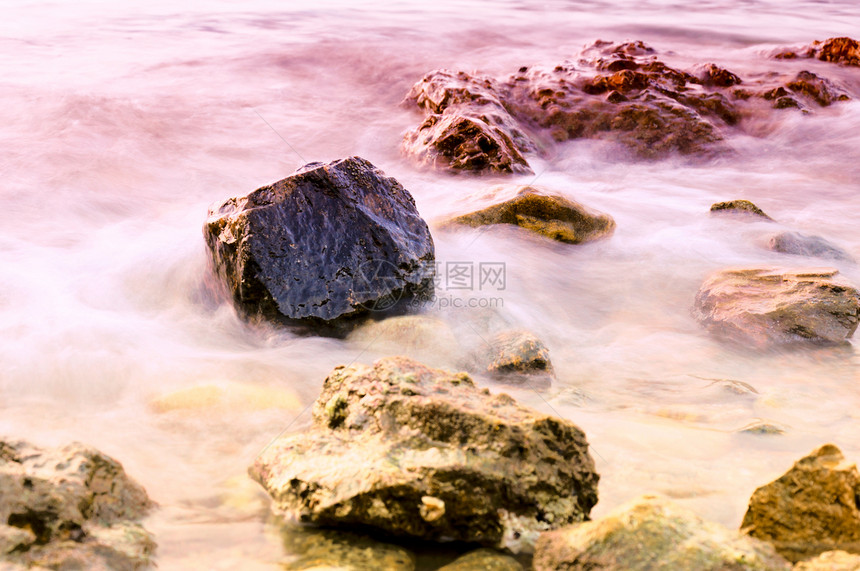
(1, 0, 859, 567)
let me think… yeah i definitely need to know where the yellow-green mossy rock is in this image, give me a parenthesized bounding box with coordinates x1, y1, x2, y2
(692, 267, 860, 348)
(446, 187, 615, 244)
(794, 550, 860, 570)
(741, 444, 860, 563)
(533, 495, 790, 570)
(437, 548, 522, 570)
(709, 199, 773, 220)
(250, 356, 598, 553)
(279, 526, 415, 571)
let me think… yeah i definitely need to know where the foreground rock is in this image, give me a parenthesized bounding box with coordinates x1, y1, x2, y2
(692, 267, 860, 348)
(533, 495, 790, 570)
(710, 199, 773, 221)
(741, 444, 860, 563)
(767, 231, 854, 262)
(250, 357, 599, 552)
(437, 548, 522, 571)
(205, 157, 434, 331)
(0, 440, 155, 570)
(403, 40, 855, 173)
(795, 550, 860, 570)
(446, 187, 615, 244)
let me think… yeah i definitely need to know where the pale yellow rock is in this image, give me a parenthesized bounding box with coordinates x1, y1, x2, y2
(150, 382, 301, 414)
(795, 550, 860, 570)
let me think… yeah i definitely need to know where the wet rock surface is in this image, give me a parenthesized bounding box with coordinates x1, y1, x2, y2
(204, 156, 435, 331)
(767, 231, 854, 262)
(484, 329, 553, 376)
(250, 356, 598, 553)
(445, 187, 615, 245)
(692, 267, 860, 348)
(710, 199, 774, 221)
(777, 37, 860, 67)
(0, 439, 155, 570)
(278, 525, 416, 571)
(533, 495, 790, 571)
(403, 40, 855, 173)
(741, 444, 860, 563)
(436, 548, 523, 571)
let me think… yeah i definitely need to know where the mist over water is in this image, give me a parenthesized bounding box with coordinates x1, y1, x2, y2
(2, 0, 859, 567)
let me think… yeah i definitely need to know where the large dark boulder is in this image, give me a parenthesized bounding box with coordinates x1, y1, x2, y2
(250, 356, 599, 553)
(204, 157, 435, 330)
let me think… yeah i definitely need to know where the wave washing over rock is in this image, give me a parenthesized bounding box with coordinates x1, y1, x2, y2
(3, 0, 860, 568)
(402, 38, 857, 173)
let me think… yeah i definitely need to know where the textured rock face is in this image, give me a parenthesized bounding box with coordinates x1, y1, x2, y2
(710, 199, 773, 221)
(533, 495, 790, 571)
(403, 40, 854, 173)
(767, 232, 853, 262)
(204, 157, 435, 329)
(402, 70, 535, 175)
(250, 357, 599, 553)
(446, 187, 615, 245)
(485, 329, 553, 376)
(692, 267, 860, 348)
(741, 444, 860, 563)
(779, 37, 860, 66)
(0, 440, 154, 570)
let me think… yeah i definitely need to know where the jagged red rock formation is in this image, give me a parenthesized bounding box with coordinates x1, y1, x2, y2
(402, 39, 856, 174)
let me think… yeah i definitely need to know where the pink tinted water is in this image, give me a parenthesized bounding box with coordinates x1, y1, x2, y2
(1, 0, 859, 567)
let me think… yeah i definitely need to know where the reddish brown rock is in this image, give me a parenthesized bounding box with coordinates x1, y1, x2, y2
(815, 37, 860, 66)
(403, 40, 854, 173)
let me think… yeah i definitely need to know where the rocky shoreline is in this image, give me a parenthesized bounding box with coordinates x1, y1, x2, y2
(6, 36, 860, 571)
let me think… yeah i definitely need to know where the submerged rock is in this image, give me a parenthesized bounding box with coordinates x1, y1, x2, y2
(279, 525, 416, 571)
(446, 187, 615, 244)
(0, 440, 155, 570)
(767, 231, 854, 262)
(346, 315, 464, 369)
(485, 329, 553, 376)
(692, 267, 860, 348)
(795, 550, 860, 570)
(813, 37, 860, 66)
(533, 495, 790, 570)
(204, 157, 435, 331)
(741, 444, 860, 563)
(437, 548, 523, 571)
(250, 357, 599, 553)
(710, 199, 773, 221)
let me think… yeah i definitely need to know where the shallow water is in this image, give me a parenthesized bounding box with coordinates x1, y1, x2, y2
(1, 0, 859, 567)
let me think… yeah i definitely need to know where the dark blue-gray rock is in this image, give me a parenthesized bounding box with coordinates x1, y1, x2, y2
(767, 231, 854, 262)
(204, 157, 435, 330)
